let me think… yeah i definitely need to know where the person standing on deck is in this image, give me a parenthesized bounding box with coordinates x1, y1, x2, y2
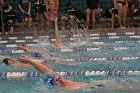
(86, 0, 98, 32)
(18, 0, 32, 31)
(126, 0, 135, 28)
(114, 0, 127, 29)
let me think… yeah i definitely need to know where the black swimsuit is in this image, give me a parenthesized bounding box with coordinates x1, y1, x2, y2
(86, 0, 98, 9)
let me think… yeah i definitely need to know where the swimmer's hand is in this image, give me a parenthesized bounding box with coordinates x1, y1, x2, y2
(15, 44, 25, 50)
(18, 54, 31, 62)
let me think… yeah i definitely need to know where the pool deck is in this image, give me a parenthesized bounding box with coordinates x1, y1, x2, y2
(0, 17, 140, 37)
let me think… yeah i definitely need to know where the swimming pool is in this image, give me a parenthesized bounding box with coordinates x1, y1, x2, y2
(0, 30, 140, 93)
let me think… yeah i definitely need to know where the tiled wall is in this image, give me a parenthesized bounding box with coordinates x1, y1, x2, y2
(5, 0, 140, 16)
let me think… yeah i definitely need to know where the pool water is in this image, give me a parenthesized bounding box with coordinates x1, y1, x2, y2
(0, 31, 140, 93)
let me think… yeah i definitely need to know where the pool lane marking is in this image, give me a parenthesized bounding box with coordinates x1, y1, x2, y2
(1, 70, 140, 78)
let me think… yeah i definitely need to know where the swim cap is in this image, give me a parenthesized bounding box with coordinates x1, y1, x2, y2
(2, 58, 10, 65)
(44, 75, 55, 86)
(32, 52, 39, 58)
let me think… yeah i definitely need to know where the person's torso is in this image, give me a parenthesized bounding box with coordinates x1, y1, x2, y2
(34, 1, 46, 14)
(19, 0, 30, 11)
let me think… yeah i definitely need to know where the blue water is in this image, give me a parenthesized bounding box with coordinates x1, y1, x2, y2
(0, 32, 140, 93)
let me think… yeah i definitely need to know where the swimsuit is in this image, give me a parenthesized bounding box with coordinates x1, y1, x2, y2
(44, 75, 55, 86)
(44, 74, 60, 86)
(32, 52, 39, 58)
(86, 0, 98, 9)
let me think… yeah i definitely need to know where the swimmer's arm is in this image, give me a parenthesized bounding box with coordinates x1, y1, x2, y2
(19, 54, 54, 74)
(16, 45, 33, 53)
(12, 63, 32, 68)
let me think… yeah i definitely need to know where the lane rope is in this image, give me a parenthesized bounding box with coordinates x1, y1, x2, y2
(1, 70, 140, 78)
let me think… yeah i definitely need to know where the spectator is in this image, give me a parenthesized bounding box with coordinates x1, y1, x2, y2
(34, 0, 47, 32)
(86, 0, 98, 32)
(109, 1, 120, 29)
(61, 1, 85, 35)
(114, 0, 127, 29)
(0, 0, 15, 34)
(18, 0, 32, 31)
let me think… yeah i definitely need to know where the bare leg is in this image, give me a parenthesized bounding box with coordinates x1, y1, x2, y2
(111, 14, 115, 29)
(86, 8, 91, 31)
(122, 5, 127, 28)
(117, 3, 126, 29)
(130, 4, 134, 27)
(92, 9, 96, 29)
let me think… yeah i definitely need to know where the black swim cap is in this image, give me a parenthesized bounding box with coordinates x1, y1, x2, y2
(2, 58, 10, 65)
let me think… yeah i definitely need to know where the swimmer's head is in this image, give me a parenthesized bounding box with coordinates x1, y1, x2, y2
(33, 52, 42, 58)
(2, 58, 15, 65)
(44, 75, 55, 86)
(44, 74, 63, 86)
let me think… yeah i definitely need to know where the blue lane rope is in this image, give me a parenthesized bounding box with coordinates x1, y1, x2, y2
(0, 46, 138, 54)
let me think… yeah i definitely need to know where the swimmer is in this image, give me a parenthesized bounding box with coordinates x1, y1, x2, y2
(15, 44, 60, 61)
(19, 54, 140, 91)
(19, 54, 87, 91)
(16, 44, 44, 59)
(2, 58, 32, 68)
